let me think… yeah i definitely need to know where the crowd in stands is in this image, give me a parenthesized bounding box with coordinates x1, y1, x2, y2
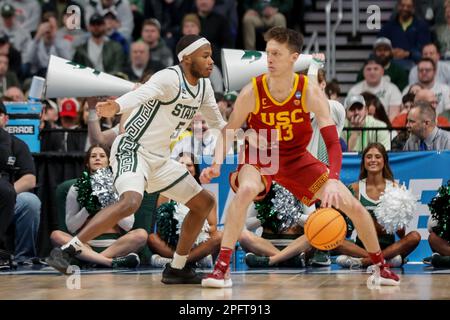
(1, 0, 450, 269)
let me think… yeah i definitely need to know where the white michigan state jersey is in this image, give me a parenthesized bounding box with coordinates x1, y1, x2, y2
(115, 65, 226, 158)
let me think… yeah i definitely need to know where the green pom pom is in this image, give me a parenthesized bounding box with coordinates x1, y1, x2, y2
(74, 171, 101, 215)
(155, 201, 179, 247)
(429, 180, 450, 241)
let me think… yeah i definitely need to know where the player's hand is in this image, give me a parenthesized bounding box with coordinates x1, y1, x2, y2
(311, 53, 325, 66)
(350, 114, 365, 127)
(96, 100, 120, 118)
(200, 163, 221, 184)
(320, 179, 343, 209)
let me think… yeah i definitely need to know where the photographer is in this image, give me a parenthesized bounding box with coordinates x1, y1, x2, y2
(0, 101, 40, 264)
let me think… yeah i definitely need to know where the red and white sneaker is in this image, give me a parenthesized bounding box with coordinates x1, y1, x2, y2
(367, 264, 400, 287)
(202, 266, 232, 288)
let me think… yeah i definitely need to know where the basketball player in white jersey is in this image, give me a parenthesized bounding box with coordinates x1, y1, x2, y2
(46, 35, 227, 284)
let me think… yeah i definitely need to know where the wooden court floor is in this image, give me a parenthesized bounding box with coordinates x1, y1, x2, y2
(1, 266, 450, 300)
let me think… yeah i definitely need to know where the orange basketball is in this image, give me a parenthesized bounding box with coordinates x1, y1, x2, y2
(304, 208, 346, 251)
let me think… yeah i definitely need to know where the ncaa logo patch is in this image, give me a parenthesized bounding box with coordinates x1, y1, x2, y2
(295, 91, 302, 99)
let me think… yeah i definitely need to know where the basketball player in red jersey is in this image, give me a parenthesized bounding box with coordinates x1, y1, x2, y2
(200, 27, 400, 288)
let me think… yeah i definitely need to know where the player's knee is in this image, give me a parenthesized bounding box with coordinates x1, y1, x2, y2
(203, 191, 215, 212)
(119, 195, 142, 217)
(236, 183, 260, 202)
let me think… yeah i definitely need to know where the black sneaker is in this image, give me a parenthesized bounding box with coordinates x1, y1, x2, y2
(245, 253, 270, 268)
(279, 252, 306, 268)
(45, 246, 78, 275)
(112, 253, 140, 268)
(431, 254, 450, 268)
(161, 263, 203, 284)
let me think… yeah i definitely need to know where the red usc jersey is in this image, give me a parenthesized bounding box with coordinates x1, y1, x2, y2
(247, 73, 312, 156)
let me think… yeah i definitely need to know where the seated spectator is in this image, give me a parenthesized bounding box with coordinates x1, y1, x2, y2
(0, 101, 41, 264)
(195, 0, 234, 70)
(171, 113, 218, 159)
(23, 12, 72, 77)
(409, 43, 450, 86)
(41, 98, 87, 152)
(140, 18, 173, 68)
(348, 58, 402, 121)
(378, 0, 431, 71)
(50, 144, 147, 269)
(415, 89, 450, 126)
(85, 0, 134, 41)
(39, 99, 59, 131)
(402, 58, 450, 115)
(361, 91, 392, 127)
(0, 33, 21, 80)
(434, 0, 450, 60)
(404, 100, 450, 150)
(0, 3, 31, 63)
(335, 143, 421, 268)
(393, 93, 415, 128)
(123, 41, 164, 82)
(2, 0, 41, 35)
(104, 12, 129, 56)
(357, 37, 408, 91)
(325, 79, 341, 101)
(391, 93, 415, 151)
(148, 152, 221, 268)
(73, 13, 125, 74)
(242, 0, 292, 50)
(342, 95, 391, 152)
(0, 55, 19, 98)
(4, 86, 25, 102)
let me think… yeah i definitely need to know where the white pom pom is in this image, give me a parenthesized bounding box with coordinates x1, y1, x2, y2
(374, 184, 418, 234)
(173, 203, 210, 245)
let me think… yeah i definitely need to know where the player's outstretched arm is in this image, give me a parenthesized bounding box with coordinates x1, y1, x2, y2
(200, 83, 256, 184)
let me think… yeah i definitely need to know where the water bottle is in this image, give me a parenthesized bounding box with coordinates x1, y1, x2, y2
(28, 76, 46, 102)
(234, 242, 247, 271)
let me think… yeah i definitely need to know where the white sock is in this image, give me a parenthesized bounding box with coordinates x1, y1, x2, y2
(171, 253, 188, 269)
(61, 236, 84, 251)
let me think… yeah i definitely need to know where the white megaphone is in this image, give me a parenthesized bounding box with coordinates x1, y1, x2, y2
(45, 55, 135, 98)
(221, 49, 313, 92)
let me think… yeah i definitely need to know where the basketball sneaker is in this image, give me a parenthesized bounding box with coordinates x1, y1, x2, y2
(310, 251, 331, 267)
(386, 255, 404, 268)
(150, 254, 172, 268)
(196, 254, 213, 268)
(431, 254, 450, 268)
(161, 263, 203, 284)
(202, 261, 232, 288)
(423, 253, 439, 265)
(367, 263, 400, 286)
(244, 253, 270, 268)
(279, 252, 306, 268)
(112, 253, 140, 269)
(336, 255, 363, 269)
(45, 245, 79, 275)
